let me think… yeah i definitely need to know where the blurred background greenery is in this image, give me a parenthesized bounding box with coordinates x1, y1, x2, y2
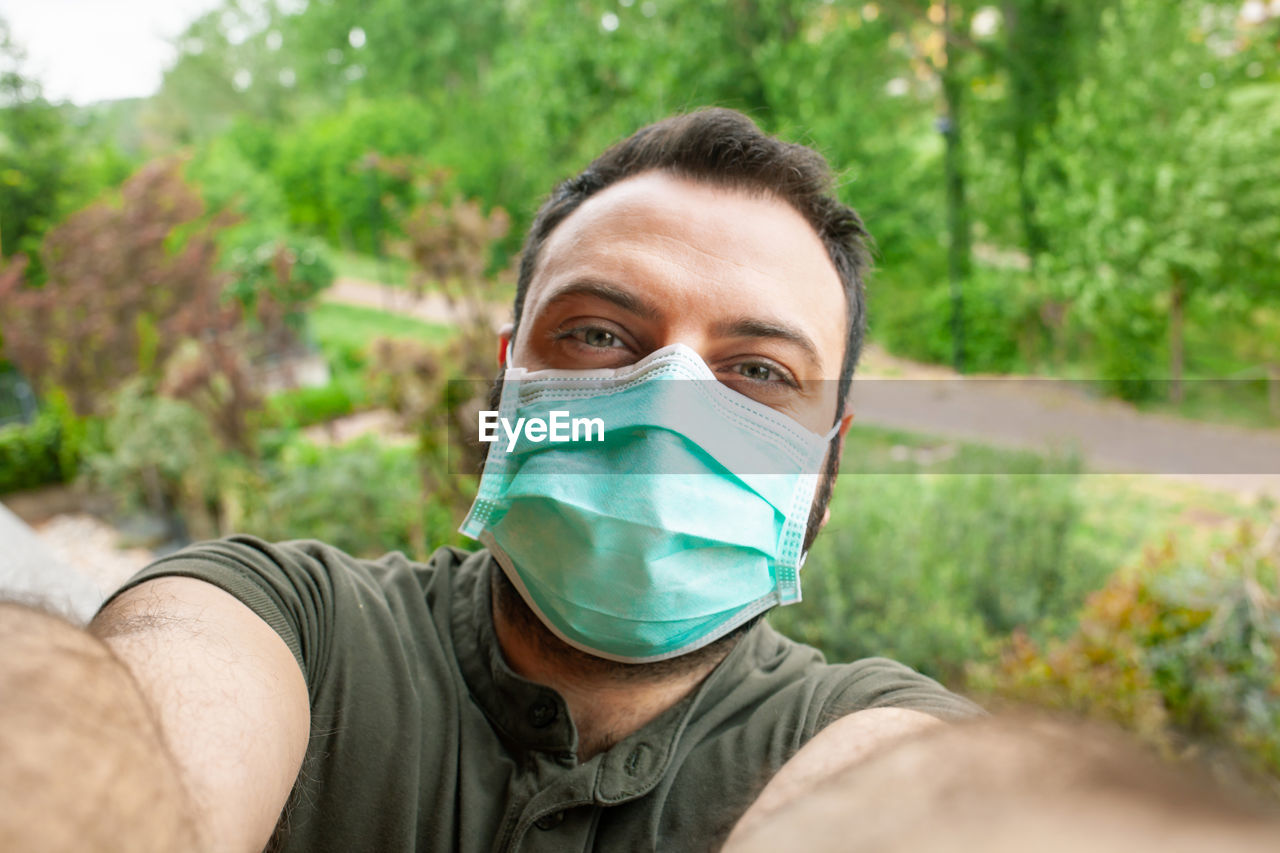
(1, 0, 1278, 799)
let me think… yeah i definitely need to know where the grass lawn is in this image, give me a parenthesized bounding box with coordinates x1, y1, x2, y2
(307, 301, 454, 365)
(330, 249, 413, 286)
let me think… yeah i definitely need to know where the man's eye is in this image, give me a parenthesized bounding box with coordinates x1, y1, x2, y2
(572, 327, 623, 348)
(733, 362, 785, 383)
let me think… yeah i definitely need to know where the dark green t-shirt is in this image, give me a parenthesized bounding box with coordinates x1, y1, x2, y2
(107, 535, 980, 852)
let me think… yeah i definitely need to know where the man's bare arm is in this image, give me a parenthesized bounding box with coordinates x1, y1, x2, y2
(90, 577, 311, 853)
(724, 715, 1280, 853)
(0, 601, 198, 852)
(726, 707, 940, 846)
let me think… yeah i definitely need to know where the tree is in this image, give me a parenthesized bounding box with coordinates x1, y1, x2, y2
(0, 159, 254, 446)
(0, 18, 74, 265)
(1033, 0, 1280, 400)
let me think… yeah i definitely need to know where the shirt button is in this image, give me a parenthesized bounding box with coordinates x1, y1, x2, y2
(535, 811, 566, 831)
(528, 700, 558, 729)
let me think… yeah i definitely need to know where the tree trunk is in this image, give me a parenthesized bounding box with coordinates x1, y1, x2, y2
(942, 0, 971, 373)
(1003, 0, 1048, 269)
(1169, 275, 1185, 405)
(1268, 363, 1280, 421)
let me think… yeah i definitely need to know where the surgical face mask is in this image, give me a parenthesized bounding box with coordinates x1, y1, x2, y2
(460, 343, 839, 663)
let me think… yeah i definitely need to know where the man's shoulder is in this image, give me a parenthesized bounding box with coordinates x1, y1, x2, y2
(98, 535, 484, 683)
(109, 534, 476, 606)
(730, 621, 983, 726)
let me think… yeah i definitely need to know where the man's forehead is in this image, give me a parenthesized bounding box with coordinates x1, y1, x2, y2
(537, 172, 820, 263)
(525, 171, 848, 365)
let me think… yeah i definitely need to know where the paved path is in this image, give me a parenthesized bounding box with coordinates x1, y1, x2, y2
(0, 502, 104, 623)
(325, 278, 1280, 499)
(323, 278, 509, 330)
(849, 375, 1280, 498)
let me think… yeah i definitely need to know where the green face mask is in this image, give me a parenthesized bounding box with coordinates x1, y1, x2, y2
(460, 344, 838, 663)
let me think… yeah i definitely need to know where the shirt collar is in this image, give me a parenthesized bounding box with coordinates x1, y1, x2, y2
(449, 550, 767, 799)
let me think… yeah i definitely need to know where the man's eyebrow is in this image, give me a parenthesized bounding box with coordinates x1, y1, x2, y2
(714, 318, 823, 369)
(540, 279, 661, 321)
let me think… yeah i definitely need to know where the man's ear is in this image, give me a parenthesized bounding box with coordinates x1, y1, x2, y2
(837, 409, 855, 441)
(497, 323, 514, 367)
(834, 408, 855, 459)
(821, 410, 855, 528)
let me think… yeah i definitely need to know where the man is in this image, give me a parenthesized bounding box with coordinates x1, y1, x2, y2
(36, 109, 979, 851)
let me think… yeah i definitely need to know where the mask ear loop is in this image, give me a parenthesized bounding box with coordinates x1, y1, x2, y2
(796, 420, 843, 571)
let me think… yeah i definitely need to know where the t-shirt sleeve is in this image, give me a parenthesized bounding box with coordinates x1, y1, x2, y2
(97, 535, 357, 696)
(818, 656, 985, 726)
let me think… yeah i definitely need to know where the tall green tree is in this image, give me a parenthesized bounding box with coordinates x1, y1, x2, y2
(0, 19, 73, 263)
(1034, 0, 1280, 399)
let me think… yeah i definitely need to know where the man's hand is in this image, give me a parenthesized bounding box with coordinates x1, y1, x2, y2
(91, 577, 311, 853)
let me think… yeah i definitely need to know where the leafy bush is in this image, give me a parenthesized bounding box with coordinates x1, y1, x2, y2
(81, 381, 233, 541)
(232, 438, 467, 560)
(771, 456, 1108, 682)
(262, 379, 362, 430)
(222, 230, 336, 353)
(0, 159, 244, 420)
(970, 526, 1280, 784)
(273, 98, 439, 252)
(188, 137, 337, 358)
(870, 266, 1041, 375)
(0, 394, 92, 494)
(0, 411, 65, 493)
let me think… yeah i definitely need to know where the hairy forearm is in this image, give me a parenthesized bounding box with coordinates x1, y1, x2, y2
(90, 577, 311, 853)
(726, 707, 940, 846)
(724, 715, 1280, 853)
(0, 601, 202, 853)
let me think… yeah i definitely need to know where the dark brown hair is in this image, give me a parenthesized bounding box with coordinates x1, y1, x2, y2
(511, 108, 872, 415)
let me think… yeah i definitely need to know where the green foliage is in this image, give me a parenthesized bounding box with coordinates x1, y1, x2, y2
(83, 382, 222, 510)
(187, 133, 290, 227)
(307, 302, 452, 373)
(771, 449, 1109, 682)
(0, 388, 97, 495)
(0, 410, 65, 493)
(262, 378, 362, 430)
(0, 20, 142, 281)
(147, 6, 306, 144)
(187, 131, 336, 353)
(871, 267, 1040, 374)
(273, 98, 438, 251)
(232, 437, 464, 560)
(80, 380, 236, 541)
(0, 21, 75, 268)
(222, 232, 335, 343)
(0, 159, 243, 418)
(1032, 0, 1280, 394)
(115, 0, 1279, 416)
(973, 526, 1280, 784)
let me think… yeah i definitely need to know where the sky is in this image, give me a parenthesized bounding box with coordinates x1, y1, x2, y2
(0, 0, 225, 104)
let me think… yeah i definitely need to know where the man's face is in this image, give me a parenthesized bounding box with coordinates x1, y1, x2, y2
(508, 171, 850, 435)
